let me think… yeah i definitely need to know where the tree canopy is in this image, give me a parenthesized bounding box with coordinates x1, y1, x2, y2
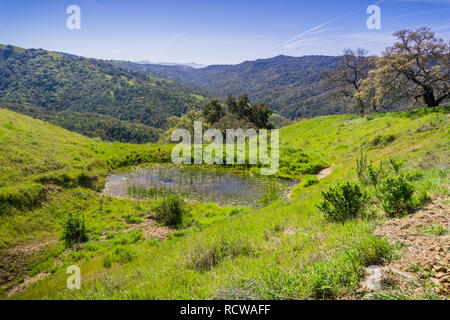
(356, 27, 449, 109)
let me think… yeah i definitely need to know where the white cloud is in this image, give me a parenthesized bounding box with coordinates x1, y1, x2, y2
(279, 0, 385, 49)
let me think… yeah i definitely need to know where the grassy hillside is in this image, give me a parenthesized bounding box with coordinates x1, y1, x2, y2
(0, 108, 174, 246)
(1, 107, 448, 300)
(0, 45, 209, 143)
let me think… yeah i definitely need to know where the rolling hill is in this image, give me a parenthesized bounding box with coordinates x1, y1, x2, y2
(111, 55, 365, 119)
(0, 44, 210, 143)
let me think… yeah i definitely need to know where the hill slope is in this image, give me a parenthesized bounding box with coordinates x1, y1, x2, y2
(112, 55, 361, 119)
(0, 45, 209, 143)
(0, 107, 448, 300)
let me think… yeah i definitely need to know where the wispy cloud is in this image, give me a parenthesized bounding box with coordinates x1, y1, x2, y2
(279, 0, 385, 49)
(307, 28, 339, 35)
(281, 16, 344, 46)
(159, 32, 188, 50)
(170, 32, 188, 41)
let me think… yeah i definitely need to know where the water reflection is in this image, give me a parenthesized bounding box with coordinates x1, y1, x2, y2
(103, 167, 296, 208)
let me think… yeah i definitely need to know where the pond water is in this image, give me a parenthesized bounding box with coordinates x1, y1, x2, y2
(103, 166, 297, 208)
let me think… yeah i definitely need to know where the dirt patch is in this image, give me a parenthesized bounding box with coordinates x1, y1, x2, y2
(283, 227, 296, 236)
(0, 239, 57, 287)
(361, 197, 449, 299)
(101, 217, 172, 241)
(7, 272, 50, 297)
(125, 217, 172, 240)
(317, 164, 335, 180)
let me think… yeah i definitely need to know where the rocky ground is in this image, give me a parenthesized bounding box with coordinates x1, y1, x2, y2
(359, 196, 449, 299)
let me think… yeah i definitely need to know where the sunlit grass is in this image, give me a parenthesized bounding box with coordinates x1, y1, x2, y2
(1, 106, 448, 300)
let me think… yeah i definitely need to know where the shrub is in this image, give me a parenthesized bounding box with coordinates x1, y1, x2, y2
(366, 162, 385, 189)
(370, 134, 395, 147)
(185, 237, 254, 271)
(355, 148, 368, 185)
(388, 158, 404, 175)
(412, 190, 431, 209)
(61, 212, 88, 247)
(316, 182, 369, 223)
(302, 176, 319, 187)
(112, 247, 136, 263)
(378, 175, 414, 216)
(363, 159, 417, 216)
(124, 213, 143, 224)
(420, 225, 449, 236)
(102, 254, 112, 268)
(155, 195, 186, 228)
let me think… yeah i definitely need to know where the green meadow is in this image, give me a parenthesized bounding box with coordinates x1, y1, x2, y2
(0, 106, 448, 299)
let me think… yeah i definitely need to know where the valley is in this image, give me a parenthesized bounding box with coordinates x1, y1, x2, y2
(0, 106, 448, 299)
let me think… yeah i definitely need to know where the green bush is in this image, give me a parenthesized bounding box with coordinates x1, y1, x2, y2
(378, 175, 414, 216)
(185, 237, 254, 271)
(155, 195, 186, 228)
(124, 213, 143, 224)
(388, 158, 404, 175)
(420, 225, 449, 236)
(412, 190, 431, 209)
(61, 212, 88, 247)
(355, 148, 368, 185)
(370, 134, 396, 147)
(363, 159, 417, 216)
(102, 254, 112, 268)
(302, 176, 319, 187)
(316, 182, 369, 223)
(112, 247, 136, 264)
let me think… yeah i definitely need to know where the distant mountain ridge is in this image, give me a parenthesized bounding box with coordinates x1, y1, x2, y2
(111, 55, 358, 119)
(135, 61, 207, 69)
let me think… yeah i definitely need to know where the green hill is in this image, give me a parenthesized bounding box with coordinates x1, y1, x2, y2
(0, 107, 448, 300)
(112, 55, 368, 119)
(0, 45, 209, 143)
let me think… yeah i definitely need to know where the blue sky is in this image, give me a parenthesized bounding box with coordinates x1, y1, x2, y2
(1, 0, 449, 65)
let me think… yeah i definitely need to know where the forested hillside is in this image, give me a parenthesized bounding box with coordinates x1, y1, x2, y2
(112, 55, 365, 119)
(0, 45, 208, 143)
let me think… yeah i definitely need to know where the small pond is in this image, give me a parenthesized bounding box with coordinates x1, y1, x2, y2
(103, 166, 297, 208)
